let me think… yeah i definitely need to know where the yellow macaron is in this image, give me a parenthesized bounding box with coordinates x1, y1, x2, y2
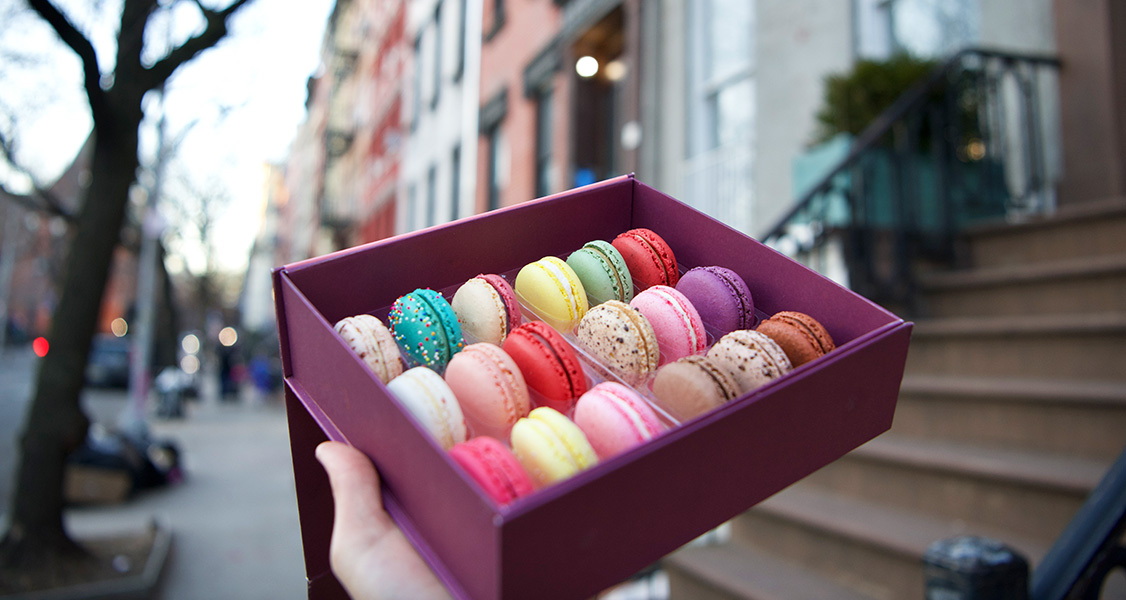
(510, 407, 598, 487)
(514, 256, 589, 333)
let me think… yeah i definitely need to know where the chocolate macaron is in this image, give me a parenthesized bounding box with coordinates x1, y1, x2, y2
(755, 311, 835, 367)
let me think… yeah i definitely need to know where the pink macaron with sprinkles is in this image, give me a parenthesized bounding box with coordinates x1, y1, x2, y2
(629, 285, 707, 365)
(573, 382, 664, 459)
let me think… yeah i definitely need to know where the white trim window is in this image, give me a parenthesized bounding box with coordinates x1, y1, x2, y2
(681, 0, 756, 233)
(883, 0, 980, 59)
(687, 0, 755, 157)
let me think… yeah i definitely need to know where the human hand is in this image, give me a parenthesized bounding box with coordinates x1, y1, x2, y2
(315, 441, 450, 600)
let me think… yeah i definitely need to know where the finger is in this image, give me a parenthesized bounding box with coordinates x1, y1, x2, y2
(315, 441, 393, 538)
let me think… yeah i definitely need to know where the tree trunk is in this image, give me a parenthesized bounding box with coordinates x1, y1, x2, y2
(0, 106, 142, 565)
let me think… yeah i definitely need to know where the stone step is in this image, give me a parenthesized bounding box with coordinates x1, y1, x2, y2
(918, 253, 1126, 318)
(905, 313, 1126, 381)
(798, 436, 1108, 544)
(728, 486, 1050, 600)
(961, 196, 1126, 269)
(894, 375, 1126, 460)
(664, 541, 877, 600)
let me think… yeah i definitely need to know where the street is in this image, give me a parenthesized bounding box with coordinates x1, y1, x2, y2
(0, 347, 308, 599)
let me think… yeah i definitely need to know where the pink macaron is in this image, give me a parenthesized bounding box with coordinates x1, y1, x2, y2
(629, 285, 707, 365)
(448, 436, 535, 506)
(444, 343, 531, 439)
(572, 382, 664, 459)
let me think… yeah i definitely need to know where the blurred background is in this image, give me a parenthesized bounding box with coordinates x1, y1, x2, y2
(1, 0, 1124, 598)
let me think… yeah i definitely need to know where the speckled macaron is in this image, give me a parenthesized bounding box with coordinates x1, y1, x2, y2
(706, 329, 793, 395)
(575, 300, 660, 385)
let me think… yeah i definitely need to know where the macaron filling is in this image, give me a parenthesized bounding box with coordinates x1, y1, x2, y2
(390, 370, 464, 449)
(538, 258, 583, 324)
(479, 274, 521, 335)
(467, 345, 525, 425)
(688, 356, 741, 402)
(602, 391, 659, 442)
(649, 287, 702, 353)
(629, 230, 677, 286)
(529, 326, 582, 398)
(778, 312, 834, 355)
(474, 441, 522, 502)
(585, 242, 629, 302)
(709, 267, 754, 329)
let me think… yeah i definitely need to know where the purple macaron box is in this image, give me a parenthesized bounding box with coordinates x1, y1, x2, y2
(274, 175, 913, 599)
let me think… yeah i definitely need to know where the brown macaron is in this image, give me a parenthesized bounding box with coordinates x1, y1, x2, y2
(651, 355, 741, 422)
(754, 311, 835, 367)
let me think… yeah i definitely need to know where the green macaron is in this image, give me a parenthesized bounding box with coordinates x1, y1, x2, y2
(566, 240, 634, 305)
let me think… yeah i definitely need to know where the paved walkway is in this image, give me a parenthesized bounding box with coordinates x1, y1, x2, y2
(2, 348, 307, 600)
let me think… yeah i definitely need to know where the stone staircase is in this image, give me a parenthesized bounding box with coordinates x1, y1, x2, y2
(663, 197, 1126, 599)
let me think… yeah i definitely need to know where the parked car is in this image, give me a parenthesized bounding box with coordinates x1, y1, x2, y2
(85, 334, 130, 388)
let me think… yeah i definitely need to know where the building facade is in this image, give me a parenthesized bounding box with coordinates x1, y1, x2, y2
(399, 0, 482, 233)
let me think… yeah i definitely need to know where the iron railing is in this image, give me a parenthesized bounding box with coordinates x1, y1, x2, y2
(762, 47, 1061, 313)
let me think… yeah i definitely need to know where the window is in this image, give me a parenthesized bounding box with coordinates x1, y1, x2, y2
(426, 165, 438, 227)
(884, 0, 980, 58)
(432, 2, 443, 109)
(687, 0, 756, 156)
(411, 34, 423, 131)
(454, 0, 467, 81)
(451, 144, 461, 221)
(534, 86, 554, 198)
(407, 183, 418, 230)
(487, 127, 503, 211)
(486, 0, 505, 40)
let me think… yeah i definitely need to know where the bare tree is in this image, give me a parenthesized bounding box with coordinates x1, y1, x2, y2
(1, 0, 253, 570)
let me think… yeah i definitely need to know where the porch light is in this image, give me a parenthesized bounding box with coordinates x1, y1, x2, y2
(576, 56, 599, 78)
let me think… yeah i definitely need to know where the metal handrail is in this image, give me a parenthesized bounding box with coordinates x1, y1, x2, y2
(762, 47, 1060, 311)
(1030, 447, 1126, 600)
(762, 47, 1058, 243)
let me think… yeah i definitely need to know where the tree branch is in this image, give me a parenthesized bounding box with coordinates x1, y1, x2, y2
(0, 184, 75, 222)
(25, 0, 108, 118)
(142, 0, 254, 91)
(0, 131, 77, 221)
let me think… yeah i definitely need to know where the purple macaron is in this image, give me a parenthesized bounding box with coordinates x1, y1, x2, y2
(675, 266, 755, 335)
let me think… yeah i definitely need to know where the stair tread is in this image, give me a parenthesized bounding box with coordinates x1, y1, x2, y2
(919, 252, 1126, 290)
(900, 374, 1126, 405)
(912, 312, 1126, 336)
(666, 541, 876, 600)
(963, 196, 1126, 237)
(851, 435, 1109, 493)
(755, 485, 1051, 563)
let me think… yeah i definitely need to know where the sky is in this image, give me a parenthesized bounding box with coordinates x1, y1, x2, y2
(0, 0, 336, 274)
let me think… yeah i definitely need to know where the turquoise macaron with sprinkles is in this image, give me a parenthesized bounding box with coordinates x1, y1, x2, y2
(389, 288, 466, 371)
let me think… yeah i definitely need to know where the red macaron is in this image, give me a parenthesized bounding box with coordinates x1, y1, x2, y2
(502, 321, 588, 414)
(612, 228, 679, 290)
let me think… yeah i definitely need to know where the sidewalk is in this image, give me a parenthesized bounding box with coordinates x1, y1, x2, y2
(70, 393, 307, 600)
(1, 347, 307, 600)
